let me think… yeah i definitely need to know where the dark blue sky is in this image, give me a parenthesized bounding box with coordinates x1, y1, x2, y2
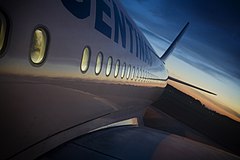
(121, 0, 240, 79)
(120, 0, 240, 120)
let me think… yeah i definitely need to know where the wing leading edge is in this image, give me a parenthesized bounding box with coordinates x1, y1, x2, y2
(168, 76, 217, 95)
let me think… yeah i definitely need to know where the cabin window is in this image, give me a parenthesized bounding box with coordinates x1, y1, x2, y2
(30, 27, 49, 65)
(143, 70, 146, 81)
(106, 56, 113, 76)
(80, 46, 91, 73)
(121, 62, 126, 79)
(126, 64, 131, 80)
(95, 52, 103, 75)
(114, 59, 120, 78)
(140, 68, 142, 79)
(0, 11, 8, 56)
(131, 66, 135, 80)
(136, 67, 139, 80)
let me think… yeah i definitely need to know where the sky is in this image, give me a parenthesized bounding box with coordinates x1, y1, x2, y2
(120, 0, 240, 122)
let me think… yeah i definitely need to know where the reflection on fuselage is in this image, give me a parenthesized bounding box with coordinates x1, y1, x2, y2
(0, 0, 168, 159)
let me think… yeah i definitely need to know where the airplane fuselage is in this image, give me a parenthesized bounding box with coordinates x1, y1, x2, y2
(0, 0, 168, 159)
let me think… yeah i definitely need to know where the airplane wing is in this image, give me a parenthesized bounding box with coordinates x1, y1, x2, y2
(158, 22, 216, 96)
(39, 125, 238, 160)
(168, 76, 217, 95)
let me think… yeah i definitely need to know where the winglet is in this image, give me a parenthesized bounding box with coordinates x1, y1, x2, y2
(161, 22, 190, 62)
(168, 76, 217, 96)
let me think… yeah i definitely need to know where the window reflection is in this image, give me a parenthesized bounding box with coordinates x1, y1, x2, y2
(0, 11, 7, 56)
(114, 59, 120, 78)
(80, 46, 91, 73)
(131, 66, 135, 80)
(126, 64, 131, 80)
(140, 68, 142, 79)
(30, 27, 48, 65)
(95, 52, 103, 75)
(121, 62, 126, 79)
(136, 67, 139, 80)
(106, 56, 113, 76)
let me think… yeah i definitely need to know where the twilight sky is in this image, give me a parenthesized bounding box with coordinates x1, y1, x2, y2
(120, 0, 240, 121)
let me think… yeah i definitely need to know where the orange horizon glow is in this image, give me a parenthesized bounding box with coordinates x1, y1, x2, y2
(168, 80, 240, 122)
(165, 55, 240, 123)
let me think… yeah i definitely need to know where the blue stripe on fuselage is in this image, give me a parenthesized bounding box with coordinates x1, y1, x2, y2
(61, 0, 153, 65)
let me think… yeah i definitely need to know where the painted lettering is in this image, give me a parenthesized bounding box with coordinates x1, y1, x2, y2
(62, 0, 156, 65)
(126, 18, 133, 53)
(113, 1, 126, 48)
(95, 0, 112, 39)
(62, 0, 91, 19)
(134, 30, 139, 58)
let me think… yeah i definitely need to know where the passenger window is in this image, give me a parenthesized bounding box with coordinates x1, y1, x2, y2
(114, 59, 120, 78)
(95, 52, 103, 75)
(106, 56, 113, 76)
(131, 66, 135, 80)
(80, 46, 91, 73)
(140, 68, 142, 79)
(121, 62, 126, 79)
(0, 11, 8, 56)
(136, 67, 139, 80)
(126, 64, 131, 80)
(30, 27, 49, 65)
(144, 71, 146, 81)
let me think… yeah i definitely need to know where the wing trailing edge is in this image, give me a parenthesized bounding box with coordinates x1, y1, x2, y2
(168, 76, 217, 96)
(160, 22, 190, 62)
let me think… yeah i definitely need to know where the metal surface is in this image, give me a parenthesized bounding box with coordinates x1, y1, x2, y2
(40, 126, 240, 160)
